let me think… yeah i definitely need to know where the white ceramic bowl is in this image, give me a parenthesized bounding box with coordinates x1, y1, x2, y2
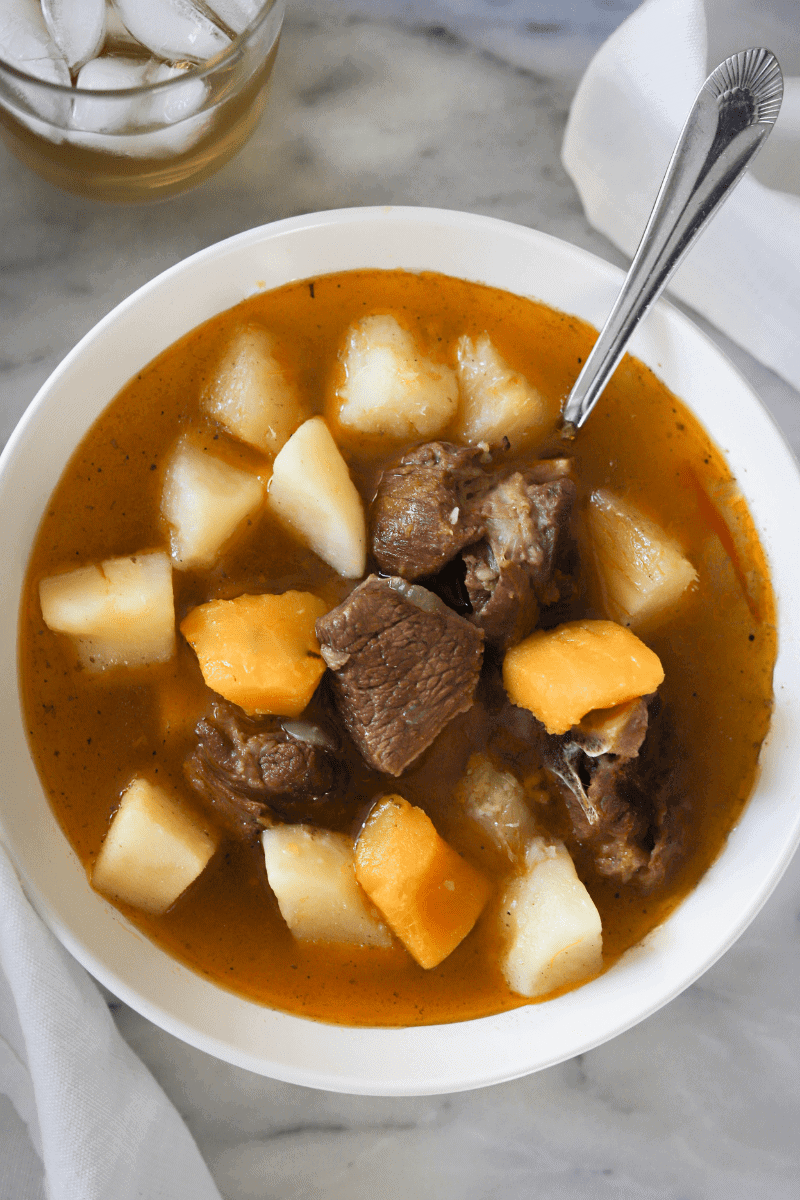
(2, 207, 800, 1096)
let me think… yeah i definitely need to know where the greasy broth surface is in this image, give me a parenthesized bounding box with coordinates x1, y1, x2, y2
(20, 270, 776, 1026)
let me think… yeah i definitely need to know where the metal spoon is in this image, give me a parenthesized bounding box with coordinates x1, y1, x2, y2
(560, 47, 783, 438)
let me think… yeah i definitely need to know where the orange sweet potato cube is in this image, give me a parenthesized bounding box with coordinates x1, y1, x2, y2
(354, 795, 491, 969)
(502, 618, 664, 735)
(180, 590, 328, 716)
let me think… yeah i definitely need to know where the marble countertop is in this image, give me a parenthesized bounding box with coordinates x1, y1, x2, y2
(2, 2, 799, 1196)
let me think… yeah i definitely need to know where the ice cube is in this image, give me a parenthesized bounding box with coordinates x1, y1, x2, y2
(67, 103, 213, 159)
(0, 0, 70, 84)
(145, 62, 208, 126)
(65, 119, 207, 156)
(41, 0, 106, 72)
(69, 50, 212, 154)
(0, 0, 71, 126)
(72, 56, 149, 134)
(133, 108, 213, 155)
(111, 0, 230, 63)
(205, 0, 261, 36)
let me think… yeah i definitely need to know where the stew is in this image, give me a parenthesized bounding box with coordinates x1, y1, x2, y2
(19, 268, 776, 1026)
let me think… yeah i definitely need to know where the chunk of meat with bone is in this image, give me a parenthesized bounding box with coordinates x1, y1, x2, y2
(463, 459, 576, 648)
(315, 574, 484, 776)
(506, 697, 685, 890)
(585, 759, 681, 886)
(370, 442, 487, 579)
(185, 699, 340, 836)
(541, 698, 649, 841)
(462, 549, 537, 650)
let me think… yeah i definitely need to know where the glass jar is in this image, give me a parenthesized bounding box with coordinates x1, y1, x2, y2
(0, 0, 284, 202)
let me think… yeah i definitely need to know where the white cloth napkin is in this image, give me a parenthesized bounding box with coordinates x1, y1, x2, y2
(0, 843, 222, 1200)
(562, 0, 800, 392)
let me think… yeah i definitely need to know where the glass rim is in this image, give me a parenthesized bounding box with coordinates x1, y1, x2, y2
(0, 0, 282, 99)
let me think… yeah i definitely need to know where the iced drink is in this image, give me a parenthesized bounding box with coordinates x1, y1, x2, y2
(0, 0, 284, 201)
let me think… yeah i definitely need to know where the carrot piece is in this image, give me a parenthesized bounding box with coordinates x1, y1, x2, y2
(180, 590, 328, 716)
(503, 618, 664, 735)
(355, 795, 491, 969)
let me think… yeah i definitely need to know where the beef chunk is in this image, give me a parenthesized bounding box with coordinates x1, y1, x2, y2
(506, 697, 686, 891)
(463, 548, 539, 649)
(185, 699, 340, 836)
(370, 442, 487, 579)
(315, 574, 484, 776)
(370, 444, 575, 650)
(582, 756, 687, 891)
(463, 460, 576, 648)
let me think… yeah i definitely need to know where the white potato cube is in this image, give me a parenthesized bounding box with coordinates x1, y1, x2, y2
(337, 314, 458, 438)
(161, 438, 264, 569)
(92, 778, 218, 915)
(455, 753, 536, 863)
(262, 825, 392, 947)
(269, 416, 366, 578)
(202, 325, 306, 456)
(587, 489, 698, 629)
(39, 551, 175, 669)
(499, 837, 602, 998)
(454, 334, 550, 449)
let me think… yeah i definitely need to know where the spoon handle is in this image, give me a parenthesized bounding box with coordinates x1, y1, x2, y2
(560, 47, 783, 437)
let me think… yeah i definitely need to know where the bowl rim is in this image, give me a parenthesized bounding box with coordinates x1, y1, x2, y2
(3, 205, 800, 1096)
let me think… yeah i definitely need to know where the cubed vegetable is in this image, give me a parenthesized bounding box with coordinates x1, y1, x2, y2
(161, 438, 264, 569)
(262, 826, 392, 947)
(587, 489, 697, 628)
(355, 794, 491, 969)
(454, 333, 550, 448)
(92, 778, 218, 915)
(503, 619, 664, 735)
(268, 417, 366, 579)
(201, 325, 307, 456)
(39, 551, 175, 670)
(454, 753, 535, 863)
(336, 315, 458, 438)
(499, 837, 602, 998)
(180, 589, 328, 716)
